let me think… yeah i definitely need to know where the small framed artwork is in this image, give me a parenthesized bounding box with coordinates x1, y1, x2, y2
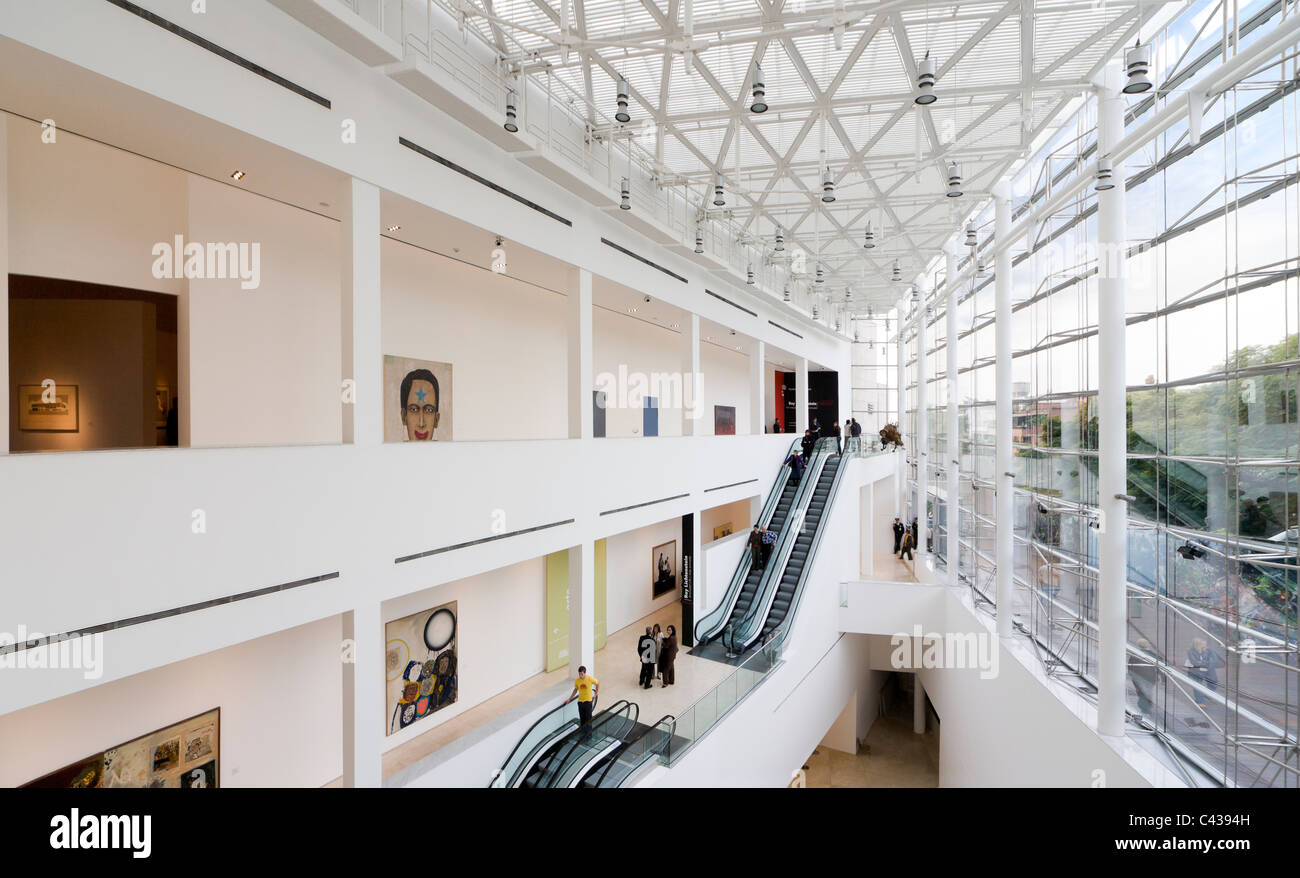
(18, 383, 79, 432)
(155, 385, 170, 427)
(652, 540, 676, 598)
(712, 522, 734, 540)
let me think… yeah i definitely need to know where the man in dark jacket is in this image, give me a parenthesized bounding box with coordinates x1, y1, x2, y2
(801, 429, 816, 461)
(892, 518, 905, 555)
(830, 421, 842, 455)
(749, 525, 764, 570)
(910, 518, 919, 548)
(637, 627, 657, 689)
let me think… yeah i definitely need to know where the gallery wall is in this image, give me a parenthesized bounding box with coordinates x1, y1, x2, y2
(592, 306, 683, 438)
(0, 615, 343, 788)
(380, 557, 546, 753)
(603, 516, 682, 636)
(700, 497, 752, 543)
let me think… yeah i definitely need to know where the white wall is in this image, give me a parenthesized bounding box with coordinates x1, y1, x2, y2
(592, 306, 682, 438)
(381, 557, 546, 752)
(701, 341, 750, 435)
(0, 615, 343, 788)
(700, 497, 750, 542)
(604, 516, 681, 635)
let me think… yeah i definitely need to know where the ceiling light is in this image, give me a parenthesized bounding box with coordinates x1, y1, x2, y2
(774, 228, 784, 252)
(976, 258, 989, 278)
(230, 170, 246, 180)
(915, 53, 937, 106)
(812, 301, 820, 319)
(834, 316, 842, 332)
(1094, 157, 1115, 191)
(946, 162, 963, 198)
(867, 305, 874, 319)
(821, 169, 836, 203)
(615, 78, 631, 123)
(713, 174, 726, 207)
(891, 260, 902, 282)
(864, 221, 876, 249)
(815, 263, 824, 284)
(845, 287, 853, 302)
(694, 228, 704, 254)
(783, 285, 791, 302)
(620, 177, 631, 210)
(750, 66, 768, 113)
(746, 265, 755, 284)
(965, 223, 977, 247)
(504, 91, 519, 132)
(1123, 41, 1152, 94)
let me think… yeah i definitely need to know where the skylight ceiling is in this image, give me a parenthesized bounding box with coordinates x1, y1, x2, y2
(446, 0, 1172, 312)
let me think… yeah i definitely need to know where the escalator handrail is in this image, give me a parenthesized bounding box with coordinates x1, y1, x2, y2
(490, 700, 579, 787)
(763, 437, 856, 653)
(694, 438, 802, 644)
(591, 714, 677, 788)
(537, 699, 638, 788)
(730, 439, 834, 650)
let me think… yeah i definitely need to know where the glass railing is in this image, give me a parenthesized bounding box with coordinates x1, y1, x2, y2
(488, 700, 579, 788)
(694, 438, 801, 644)
(592, 714, 676, 787)
(544, 700, 639, 789)
(662, 637, 783, 765)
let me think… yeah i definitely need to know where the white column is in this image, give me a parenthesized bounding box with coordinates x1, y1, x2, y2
(568, 541, 596, 677)
(0, 115, 8, 454)
(1096, 66, 1129, 737)
(749, 338, 766, 434)
(342, 601, 384, 787)
(913, 674, 926, 734)
(681, 313, 701, 435)
(896, 333, 906, 517)
(946, 245, 960, 586)
(568, 268, 593, 440)
(795, 356, 809, 433)
(341, 178, 382, 446)
(916, 285, 929, 555)
(993, 180, 1014, 638)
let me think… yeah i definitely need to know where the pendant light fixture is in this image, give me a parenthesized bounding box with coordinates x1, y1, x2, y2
(615, 78, 631, 123)
(504, 90, 519, 133)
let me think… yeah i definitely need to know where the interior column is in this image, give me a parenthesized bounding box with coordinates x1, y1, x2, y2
(1096, 65, 1130, 737)
(341, 178, 382, 446)
(945, 244, 961, 586)
(568, 268, 593, 440)
(795, 356, 809, 433)
(342, 602, 384, 787)
(993, 180, 1014, 638)
(682, 312, 701, 435)
(749, 338, 765, 434)
(896, 332, 906, 517)
(916, 283, 928, 556)
(568, 541, 596, 677)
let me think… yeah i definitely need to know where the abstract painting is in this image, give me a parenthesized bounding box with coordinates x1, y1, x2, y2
(385, 601, 459, 735)
(21, 708, 220, 788)
(652, 540, 677, 598)
(713, 405, 736, 435)
(383, 355, 453, 442)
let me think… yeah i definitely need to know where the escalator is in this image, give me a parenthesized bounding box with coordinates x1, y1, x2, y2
(519, 700, 639, 788)
(489, 700, 580, 788)
(581, 714, 675, 788)
(693, 439, 808, 651)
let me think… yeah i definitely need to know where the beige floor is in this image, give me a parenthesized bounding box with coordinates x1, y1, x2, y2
(871, 549, 940, 584)
(802, 713, 940, 788)
(330, 603, 733, 785)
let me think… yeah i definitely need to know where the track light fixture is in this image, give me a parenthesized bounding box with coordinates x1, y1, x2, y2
(1095, 157, 1115, 191)
(915, 52, 937, 105)
(620, 178, 631, 210)
(891, 260, 902, 282)
(946, 162, 963, 198)
(504, 91, 519, 133)
(965, 223, 977, 247)
(864, 220, 876, 249)
(774, 228, 784, 252)
(750, 65, 768, 113)
(615, 78, 631, 123)
(713, 174, 726, 207)
(1123, 41, 1152, 94)
(821, 168, 836, 203)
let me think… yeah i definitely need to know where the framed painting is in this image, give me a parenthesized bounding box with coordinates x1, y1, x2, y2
(713, 404, 736, 435)
(652, 540, 676, 598)
(18, 383, 78, 432)
(385, 601, 459, 735)
(383, 356, 453, 442)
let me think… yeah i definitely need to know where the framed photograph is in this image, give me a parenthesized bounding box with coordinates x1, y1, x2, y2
(652, 540, 676, 598)
(154, 385, 170, 427)
(383, 356, 453, 442)
(21, 707, 219, 788)
(385, 601, 459, 735)
(17, 383, 78, 432)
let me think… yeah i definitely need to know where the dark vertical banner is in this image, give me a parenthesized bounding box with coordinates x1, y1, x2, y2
(783, 372, 796, 432)
(681, 513, 695, 646)
(773, 370, 785, 432)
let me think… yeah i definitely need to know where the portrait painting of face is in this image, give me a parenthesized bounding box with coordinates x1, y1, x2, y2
(383, 356, 453, 442)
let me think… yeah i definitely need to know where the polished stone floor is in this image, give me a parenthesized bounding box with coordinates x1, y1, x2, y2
(802, 712, 940, 788)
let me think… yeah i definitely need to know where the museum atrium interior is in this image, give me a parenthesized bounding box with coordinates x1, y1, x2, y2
(0, 0, 1297, 790)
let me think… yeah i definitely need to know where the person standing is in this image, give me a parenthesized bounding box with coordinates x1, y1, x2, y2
(910, 517, 919, 549)
(637, 627, 657, 689)
(801, 428, 816, 461)
(652, 623, 663, 681)
(900, 528, 915, 561)
(659, 625, 679, 686)
(564, 666, 599, 733)
(849, 418, 862, 452)
(1186, 637, 1224, 717)
(772, 417, 781, 434)
(749, 524, 764, 571)
(761, 525, 777, 568)
(830, 421, 842, 455)
(892, 518, 905, 555)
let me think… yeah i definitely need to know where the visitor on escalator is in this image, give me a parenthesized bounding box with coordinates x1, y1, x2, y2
(637, 627, 657, 690)
(750, 525, 765, 571)
(658, 625, 678, 686)
(829, 421, 842, 455)
(761, 526, 777, 568)
(784, 450, 804, 483)
(564, 666, 600, 737)
(849, 418, 862, 452)
(800, 429, 816, 462)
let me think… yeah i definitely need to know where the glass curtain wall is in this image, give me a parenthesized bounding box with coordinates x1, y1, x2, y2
(910, 0, 1299, 787)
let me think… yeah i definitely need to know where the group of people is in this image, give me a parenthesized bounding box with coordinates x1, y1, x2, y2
(796, 418, 863, 457)
(892, 516, 919, 561)
(636, 623, 678, 688)
(749, 524, 777, 570)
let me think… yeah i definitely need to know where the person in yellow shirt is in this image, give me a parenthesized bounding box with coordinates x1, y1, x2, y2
(564, 666, 600, 734)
